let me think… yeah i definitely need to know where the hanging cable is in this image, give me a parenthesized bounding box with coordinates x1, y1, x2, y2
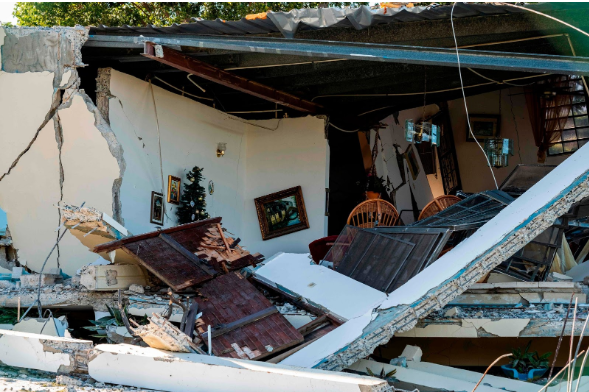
(497, 3, 589, 40)
(149, 80, 169, 223)
(328, 121, 360, 133)
(451, 2, 498, 190)
(467, 68, 544, 87)
(152, 76, 213, 101)
(187, 74, 207, 93)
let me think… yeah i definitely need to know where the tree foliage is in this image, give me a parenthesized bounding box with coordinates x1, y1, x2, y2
(14, 2, 368, 27)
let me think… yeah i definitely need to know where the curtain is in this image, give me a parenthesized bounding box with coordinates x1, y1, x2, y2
(525, 76, 574, 163)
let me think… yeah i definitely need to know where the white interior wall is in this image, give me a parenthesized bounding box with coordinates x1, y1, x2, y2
(0, 72, 121, 274)
(108, 70, 248, 236)
(109, 70, 328, 258)
(448, 88, 568, 193)
(242, 117, 328, 256)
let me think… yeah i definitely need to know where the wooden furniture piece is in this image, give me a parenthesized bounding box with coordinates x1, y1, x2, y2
(346, 199, 399, 229)
(418, 195, 462, 221)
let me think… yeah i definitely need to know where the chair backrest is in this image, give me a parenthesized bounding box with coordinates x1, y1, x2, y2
(346, 199, 399, 229)
(418, 195, 462, 221)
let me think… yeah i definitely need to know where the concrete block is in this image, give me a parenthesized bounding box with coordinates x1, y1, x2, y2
(80, 264, 147, 291)
(444, 307, 461, 317)
(0, 330, 92, 374)
(400, 345, 422, 362)
(12, 316, 68, 337)
(20, 274, 57, 288)
(89, 344, 390, 392)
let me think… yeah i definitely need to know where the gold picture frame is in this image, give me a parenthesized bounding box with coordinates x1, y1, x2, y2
(254, 186, 310, 241)
(167, 175, 181, 204)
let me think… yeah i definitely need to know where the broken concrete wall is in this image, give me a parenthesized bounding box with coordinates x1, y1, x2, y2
(0, 26, 123, 275)
(108, 69, 328, 256)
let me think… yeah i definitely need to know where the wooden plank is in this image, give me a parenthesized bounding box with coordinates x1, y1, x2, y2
(93, 217, 222, 253)
(142, 42, 322, 114)
(159, 233, 216, 276)
(200, 306, 278, 340)
(297, 315, 330, 337)
(119, 246, 203, 291)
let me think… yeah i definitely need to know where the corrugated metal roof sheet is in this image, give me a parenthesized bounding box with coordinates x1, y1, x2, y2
(88, 3, 569, 39)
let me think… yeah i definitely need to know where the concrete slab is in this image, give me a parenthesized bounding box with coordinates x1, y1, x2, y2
(88, 344, 391, 392)
(254, 253, 387, 321)
(0, 330, 92, 374)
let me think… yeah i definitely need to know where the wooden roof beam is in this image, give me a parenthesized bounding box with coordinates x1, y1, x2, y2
(142, 42, 322, 114)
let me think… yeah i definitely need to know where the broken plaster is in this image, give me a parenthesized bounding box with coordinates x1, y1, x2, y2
(0, 27, 127, 228)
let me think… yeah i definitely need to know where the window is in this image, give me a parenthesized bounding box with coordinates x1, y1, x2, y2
(544, 76, 589, 156)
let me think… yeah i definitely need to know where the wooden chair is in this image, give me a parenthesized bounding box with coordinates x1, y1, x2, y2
(346, 199, 399, 229)
(418, 195, 462, 221)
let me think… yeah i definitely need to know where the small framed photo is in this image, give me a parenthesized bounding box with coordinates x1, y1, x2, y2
(254, 186, 309, 241)
(467, 115, 500, 142)
(167, 175, 181, 204)
(150, 191, 164, 225)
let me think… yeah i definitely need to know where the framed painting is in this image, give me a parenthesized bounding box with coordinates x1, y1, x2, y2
(150, 191, 164, 225)
(467, 115, 500, 142)
(254, 186, 310, 240)
(167, 175, 181, 204)
(404, 144, 420, 181)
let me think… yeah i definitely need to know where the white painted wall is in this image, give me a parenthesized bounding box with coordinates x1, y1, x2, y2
(109, 70, 328, 258)
(242, 117, 328, 256)
(108, 70, 248, 236)
(448, 88, 568, 193)
(0, 64, 119, 274)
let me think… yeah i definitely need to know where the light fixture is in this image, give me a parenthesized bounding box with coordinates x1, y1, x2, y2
(484, 138, 513, 168)
(216, 142, 226, 157)
(404, 120, 440, 146)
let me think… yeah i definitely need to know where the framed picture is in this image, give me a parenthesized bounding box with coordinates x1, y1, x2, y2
(404, 144, 420, 181)
(150, 191, 164, 225)
(167, 175, 181, 204)
(254, 186, 310, 240)
(467, 115, 500, 142)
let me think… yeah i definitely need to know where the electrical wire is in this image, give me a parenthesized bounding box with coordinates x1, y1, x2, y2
(187, 74, 207, 93)
(149, 80, 171, 223)
(328, 121, 360, 133)
(152, 76, 213, 102)
(451, 2, 498, 190)
(315, 73, 548, 103)
(467, 68, 544, 87)
(497, 3, 589, 40)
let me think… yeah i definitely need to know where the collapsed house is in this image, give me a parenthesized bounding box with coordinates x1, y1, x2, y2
(3, 2, 589, 391)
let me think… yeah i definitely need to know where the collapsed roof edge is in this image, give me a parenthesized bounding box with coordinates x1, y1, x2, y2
(279, 141, 589, 371)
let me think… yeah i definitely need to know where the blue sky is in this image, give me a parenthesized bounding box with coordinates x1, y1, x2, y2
(0, 2, 16, 24)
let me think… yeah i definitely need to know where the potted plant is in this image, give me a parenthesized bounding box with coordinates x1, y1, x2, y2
(366, 174, 387, 200)
(501, 341, 551, 381)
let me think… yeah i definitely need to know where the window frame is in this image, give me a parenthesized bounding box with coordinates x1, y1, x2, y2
(546, 77, 589, 156)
